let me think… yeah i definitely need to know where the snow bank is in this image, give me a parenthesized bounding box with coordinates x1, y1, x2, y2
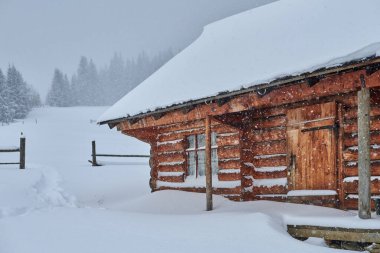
(0, 166, 75, 219)
(99, 0, 380, 122)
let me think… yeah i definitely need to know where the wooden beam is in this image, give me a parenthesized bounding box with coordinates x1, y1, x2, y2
(358, 76, 371, 219)
(205, 115, 213, 211)
(19, 137, 25, 169)
(337, 103, 345, 208)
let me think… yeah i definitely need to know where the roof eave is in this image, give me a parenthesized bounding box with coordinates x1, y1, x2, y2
(99, 55, 380, 127)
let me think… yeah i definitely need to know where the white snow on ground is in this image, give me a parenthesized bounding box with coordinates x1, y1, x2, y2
(0, 107, 379, 253)
(99, 0, 380, 122)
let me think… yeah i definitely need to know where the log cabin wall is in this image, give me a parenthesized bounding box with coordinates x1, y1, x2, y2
(240, 108, 288, 202)
(150, 119, 243, 200)
(341, 89, 380, 209)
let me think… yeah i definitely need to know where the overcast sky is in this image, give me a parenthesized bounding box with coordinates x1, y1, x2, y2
(0, 0, 274, 98)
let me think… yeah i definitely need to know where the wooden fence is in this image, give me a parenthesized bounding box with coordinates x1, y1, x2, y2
(89, 140, 150, 166)
(0, 137, 26, 169)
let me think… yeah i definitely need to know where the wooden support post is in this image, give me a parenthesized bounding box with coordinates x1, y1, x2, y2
(19, 137, 25, 169)
(358, 83, 371, 219)
(205, 115, 213, 211)
(92, 140, 97, 166)
(337, 103, 345, 209)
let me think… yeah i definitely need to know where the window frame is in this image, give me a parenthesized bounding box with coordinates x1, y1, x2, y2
(185, 133, 218, 178)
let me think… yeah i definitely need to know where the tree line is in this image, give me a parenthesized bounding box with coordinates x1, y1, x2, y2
(46, 50, 174, 106)
(0, 65, 41, 124)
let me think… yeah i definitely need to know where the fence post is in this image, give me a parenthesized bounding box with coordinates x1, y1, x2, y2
(92, 140, 97, 166)
(19, 137, 25, 169)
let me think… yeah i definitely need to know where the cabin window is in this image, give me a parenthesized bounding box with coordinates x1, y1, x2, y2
(186, 133, 218, 178)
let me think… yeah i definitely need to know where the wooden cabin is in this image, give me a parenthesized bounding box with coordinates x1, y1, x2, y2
(100, 58, 380, 210)
(98, 1, 380, 213)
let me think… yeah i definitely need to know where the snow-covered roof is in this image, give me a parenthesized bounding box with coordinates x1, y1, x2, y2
(99, 0, 380, 123)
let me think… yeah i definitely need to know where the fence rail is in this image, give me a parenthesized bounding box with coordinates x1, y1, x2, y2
(89, 140, 150, 166)
(0, 138, 26, 169)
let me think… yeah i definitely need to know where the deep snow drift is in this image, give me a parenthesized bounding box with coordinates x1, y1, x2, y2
(0, 107, 379, 253)
(99, 0, 380, 122)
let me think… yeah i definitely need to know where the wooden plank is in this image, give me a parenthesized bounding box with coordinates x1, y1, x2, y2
(343, 198, 376, 210)
(156, 141, 186, 153)
(216, 135, 240, 146)
(252, 115, 286, 130)
(344, 106, 380, 120)
(287, 225, 380, 243)
(218, 173, 240, 181)
(218, 159, 241, 169)
(158, 175, 184, 183)
(343, 117, 380, 133)
(253, 170, 287, 179)
(344, 132, 380, 147)
(253, 155, 287, 167)
(0, 149, 20, 152)
(250, 140, 287, 156)
(253, 185, 287, 195)
(251, 107, 286, 119)
(344, 179, 380, 194)
(158, 165, 185, 172)
(249, 128, 287, 143)
(218, 146, 240, 159)
(344, 163, 380, 177)
(343, 150, 380, 161)
(156, 153, 185, 164)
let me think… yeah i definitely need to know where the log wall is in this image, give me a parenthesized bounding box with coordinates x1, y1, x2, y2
(150, 119, 242, 200)
(341, 92, 380, 209)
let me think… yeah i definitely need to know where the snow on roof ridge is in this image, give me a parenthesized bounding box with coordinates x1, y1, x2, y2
(98, 0, 380, 123)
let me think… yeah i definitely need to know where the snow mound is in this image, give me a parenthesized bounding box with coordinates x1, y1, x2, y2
(0, 166, 76, 219)
(99, 0, 380, 122)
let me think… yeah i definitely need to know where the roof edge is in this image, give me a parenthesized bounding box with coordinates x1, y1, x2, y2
(99, 55, 380, 126)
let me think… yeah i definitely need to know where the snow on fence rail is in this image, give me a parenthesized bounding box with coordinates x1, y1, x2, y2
(89, 140, 150, 166)
(0, 137, 26, 169)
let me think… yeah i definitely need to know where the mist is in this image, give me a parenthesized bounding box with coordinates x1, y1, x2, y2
(0, 0, 275, 98)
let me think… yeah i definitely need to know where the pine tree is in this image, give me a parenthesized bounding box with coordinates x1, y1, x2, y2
(6, 65, 30, 119)
(46, 69, 71, 107)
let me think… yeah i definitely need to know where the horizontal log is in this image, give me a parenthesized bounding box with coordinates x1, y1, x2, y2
(342, 198, 376, 210)
(0, 162, 20, 165)
(249, 128, 287, 143)
(344, 106, 380, 120)
(253, 185, 287, 195)
(343, 118, 380, 133)
(251, 107, 286, 119)
(218, 173, 241, 181)
(158, 165, 186, 172)
(250, 140, 287, 156)
(216, 135, 240, 146)
(342, 150, 380, 161)
(218, 146, 240, 159)
(287, 225, 380, 243)
(252, 115, 286, 130)
(156, 141, 186, 153)
(158, 175, 184, 183)
(344, 132, 380, 147)
(158, 129, 201, 142)
(252, 155, 287, 167)
(156, 153, 185, 164)
(218, 159, 241, 169)
(344, 163, 380, 177)
(343, 179, 380, 193)
(253, 170, 288, 179)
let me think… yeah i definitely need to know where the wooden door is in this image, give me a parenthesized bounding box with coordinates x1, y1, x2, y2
(287, 102, 337, 190)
